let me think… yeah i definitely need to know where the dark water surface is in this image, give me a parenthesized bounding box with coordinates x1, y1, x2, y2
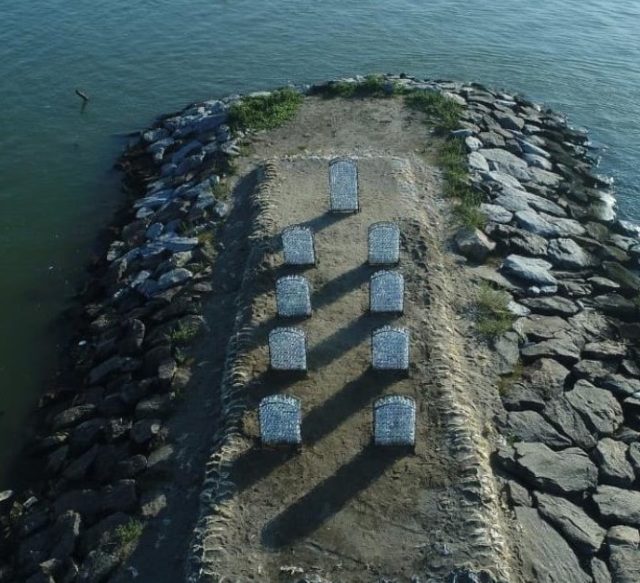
(1, 0, 639, 482)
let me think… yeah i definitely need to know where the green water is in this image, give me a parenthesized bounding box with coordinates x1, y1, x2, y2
(1, 0, 639, 483)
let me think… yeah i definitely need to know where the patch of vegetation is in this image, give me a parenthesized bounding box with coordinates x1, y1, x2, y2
(197, 230, 215, 246)
(168, 321, 201, 345)
(228, 88, 303, 131)
(497, 360, 524, 395)
(318, 74, 407, 99)
(115, 519, 144, 546)
(405, 90, 464, 133)
(475, 282, 515, 337)
(212, 181, 229, 200)
(434, 138, 486, 229)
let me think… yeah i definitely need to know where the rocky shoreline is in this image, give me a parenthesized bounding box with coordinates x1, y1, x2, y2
(445, 82, 640, 582)
(0, 74, 638, 583)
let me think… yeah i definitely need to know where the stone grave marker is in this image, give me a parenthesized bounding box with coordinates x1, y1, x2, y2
(370, 270, 404, 313)
(371, 326, 409, 371)
(269, 327, 307, 371)
(368, 222, 400, 265)
(329, 158, 359, 213)
(259, 395, 302, 446)
(276, 275, 312, 318)
(281, 226, 316, 266)
(373, 395, 416, 446)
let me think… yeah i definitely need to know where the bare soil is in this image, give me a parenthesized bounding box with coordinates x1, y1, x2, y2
(117, 97, 514, 583)
(201, 98, 509, 582)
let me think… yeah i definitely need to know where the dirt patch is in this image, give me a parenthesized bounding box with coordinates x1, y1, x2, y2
(190, 97, 514, 582)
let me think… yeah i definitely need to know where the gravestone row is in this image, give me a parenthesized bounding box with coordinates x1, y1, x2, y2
(259, 394, 416, 447)
(282, 222, 400, 267)
(268, 326, 410, 372)
(262, 158, 415, 448)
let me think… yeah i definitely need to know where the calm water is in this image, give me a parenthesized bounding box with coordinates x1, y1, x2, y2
(1, 0, 639, 483)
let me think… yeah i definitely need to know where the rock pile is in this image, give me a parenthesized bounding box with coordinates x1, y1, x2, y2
(0, 96, 241, 582)
(439, 81, 640, 582)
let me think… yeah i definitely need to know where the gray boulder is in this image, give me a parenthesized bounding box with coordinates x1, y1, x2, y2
(592, 485, 640, 527)
(520, 337, 581, 365)
(602, 261, 640, 294)
(607, 525, 640, 583)
(520, 296, 580, 317)
(591, 558, 612, 583)
(505, 411, 571, 448)
(513, 442, 598, 494)
(454, 227, 496, 262)
(565, 380, 623, 436)
(593, 438, 635, 487)
(592, 294, 638, 318)
(583, 341, 627, 360)
(514, 507, 591, 583)
(480, 203, 513, 224)
(548, 238, 592, 269)
(501, 254, 557, 286)
(629, 443, 640, 478)
(573, 359, 617, 384)
(468, 151, 490, 172)
(534, 491, 606, 555)
(494, 111, 525, 131)
(543, 396, 597, 450)
(156, 267, 193, 291)
(515, 209, 585, 238)
(519, 315, 572, 340)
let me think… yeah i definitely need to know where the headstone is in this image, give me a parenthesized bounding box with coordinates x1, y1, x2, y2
(368, 222, 400, 265)
(276, 275, 312, 318)
(371, 326, 410, 371)
(259, 395, 302, 445)
(370, 270, 404, 313)
(269, 327, 307, 371)
(373, 396, 416, 446)
(329, 158, 359, 213)
(282, 226, 316, 266)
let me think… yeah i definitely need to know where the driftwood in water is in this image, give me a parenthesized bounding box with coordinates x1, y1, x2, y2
(75, 89, 89, 102)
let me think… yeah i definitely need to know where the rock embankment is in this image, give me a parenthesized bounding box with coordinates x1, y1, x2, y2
(0, 96, 242, 582)
(442, 82, 640, 582)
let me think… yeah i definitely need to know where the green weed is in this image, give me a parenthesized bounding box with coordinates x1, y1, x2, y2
(475, 282, 515, 337)
(115, 519, 144, 546)
(405, 90, 464, 133)
(228, 88, 303, 131)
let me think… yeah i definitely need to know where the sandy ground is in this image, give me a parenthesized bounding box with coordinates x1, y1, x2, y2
(117, 98, 512, 583)
(199, 98, 509, 582)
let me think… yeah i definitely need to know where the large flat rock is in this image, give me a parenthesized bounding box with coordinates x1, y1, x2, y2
(534, 492, 606, 555)
(592, 485, 640, 527)
(513, 443, 598, 495)
(515, 507, 591, 583)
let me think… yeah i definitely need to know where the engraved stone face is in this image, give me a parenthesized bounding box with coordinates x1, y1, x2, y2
(374, 395, 416, 446)
(368, 222, 400, 265)
(370, 270, 404, 313)
(282, 226, 315, 266)
(276, 275, 312, 318)
(371, 326, 409, 370)
(259, 395, 302, 445)
(329, 158, 359, 213)
(269, 327, 307, 371)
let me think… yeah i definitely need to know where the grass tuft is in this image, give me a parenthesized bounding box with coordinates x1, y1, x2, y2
(405, 90, 464, 133)
(115, 519, 144, 546)
(228, 88, 303, 131)
(318, 75, 407, 99)
(168, 321, 201, 345)
(475, 282, 515, 337)
(434, 138, 486, 229)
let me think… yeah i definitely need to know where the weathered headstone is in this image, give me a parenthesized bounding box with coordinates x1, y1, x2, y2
(370, 270, 404, 313)
(282, 226, 316, 266)
(329, 158, 359, 213)
(276, 275, 312, 318)
(371, 326, 410, 371)
(269, 327, 307, 371)
(259, 395, 302, 446)
(373, 395, 416, 446)
(368, 222, 400, 265)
